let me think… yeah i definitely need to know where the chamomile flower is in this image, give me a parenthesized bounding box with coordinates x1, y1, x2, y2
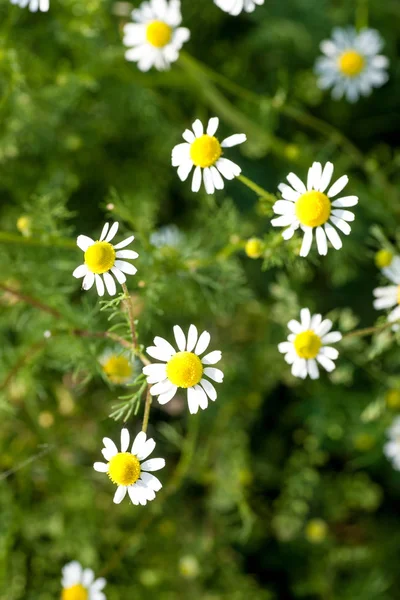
(72, 222, 138, 297)
(10, 0, 49, 11)
(93, 429, 165, 505)
(375, 249, 396, 270)
(123, 0, 190, 72)
(373, 256, 400, 326)
(271, 161, 358, 257)
(143, 325, 224, 414)
(278, 308, 342, 380)
(61, 561, 106, 600)
(384, 417, 400, 471)
(214, 0, 264, 15)
(315, 27, 389, 103)
(172, 118, 246, 194)
(99, 349, 136, 385)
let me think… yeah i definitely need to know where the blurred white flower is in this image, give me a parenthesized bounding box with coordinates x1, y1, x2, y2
(143, 325, 224, 414)
(172, 117, 246, 194)
(123, 0, 190, 71)
(271, 161, 358, 257)
(72, 222, 138, 297)
(214, 0, 264, 16)
(61, 561, 106, 600)
(93, 429, 165, 505)
(10, 0, 49, 12)
(278, 308, 342, 379)
(99, 349, 137, 385)
(384, 417, 400, 471)
(315, 27, 389, 103)
(373, 256, 400, 326)
(150, 225, 183, 248)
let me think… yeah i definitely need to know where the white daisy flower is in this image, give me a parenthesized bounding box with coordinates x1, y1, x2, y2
(172, 117, 246, 194)
(143, 325, 224, 414)
(271, 161, 358, 257)
(150, 224, 183, 248)
(373, 256, 400, 326)
(384, 417, 400, 471)
(315, 27, 389, 103)
(72, 222, 138, 297)
(278, 308, 342, 380)
(214, 0, 264, 16)
(123, 0, 190, 72)
(10, 0, 49, 11)
(61, 561, 106, 600)
(93, 429, 165, 505)
(99, 348, 137, 385)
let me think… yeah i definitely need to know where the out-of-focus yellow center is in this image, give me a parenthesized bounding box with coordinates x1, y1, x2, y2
(166, 351, 203, 388)
(338, 50, 365, 77)
(375, 249, 393, 269)
(245, 238, 263, 259)
(146, 21, 172, 47)
(190, 135, 222, 168)
(102, 355, 132, 384)
(294, 331, 322, 359)
(61, 584, 88, 600)
(108, 452, 140, 486)
(295, 191, 331, 228)
(84, 241, 115, 274)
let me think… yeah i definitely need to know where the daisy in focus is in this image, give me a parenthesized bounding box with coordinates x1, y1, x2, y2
(99, 348, 136, 385)
(93, 429, 165, 505)
(172, 118, 246, 195)
(384, 417, 400, 471)
(123, 0, 190, 71)
(10, 0, 49, 11)
(72, 222, 138, 297)
(315, 27, 389, 103)
(271, 161, 358, 257)
(214, 0, 264, 15)
(373, 256, 400, 326)
(61, 561, 106, 600)
(143, 325, 224, 414)
(278, 308, 342, 380)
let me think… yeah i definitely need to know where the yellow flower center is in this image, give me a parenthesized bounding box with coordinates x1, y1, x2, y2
(245, 238, 263, 259)
(166, 351, 203, 388)
(295, 191, 331, 228)
(108, 452, 141, 486)
(102, 355, 132, 384)
(396, 286, 400, 305)
(84, 241, 115, 274)
(294, 330, 322, 359)
(61, 584, 88, 600)
(146, 21, 172, 48)
(338, 50, 365, 77)
(375, 249, 393, 269)
(190, 135, 222, 168)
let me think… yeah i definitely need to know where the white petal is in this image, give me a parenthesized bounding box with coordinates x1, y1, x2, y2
(206, 117, 219, 136)
(331, 196, 358, 208)
(195, 331, 211, 355)
(120, 428, 130, 452)
(146, 345, 173, 361)
(191, 166, 202, 192)
(273, 200, 296, 215)
(140, 472, 162, 492)
(182, 129, 196, 143)
(137, 438, 156, 460)
(192, 119, 204, 137)
(113, 486, 127, 504)
(142, 363, 168, 383)
(187, 387, 199, 414)
(331, 209, 355, 222)
(320, 346, 339, 359)
(82, 569, 94, 587)
(95, 274, 105, 297)
(131, 431, 147, 455)
(307, 162, 322, 190)
(157, 386, 178, 404)
(114, 235, 135, 250)
(287, 319, 302, 333)
(173, 325, 186, 351)
(278, 341, 293, 353)
(327, 175, 348, 198)
(316, 354, 336, 372)
(99, 223, 110, 241)
(177, 160, 193, 182)
(93, 462, 108, 473)
(114, 260, 137, 275)
(321, 331, 342, 344)
(210, 166, 225, 190)
(72, 264, 88, 279)
(286, 172, 307, 194)
(203, 167, 215, 195)
(186, 324, 198, 351)
(141, 458, 166, 472)
(77, 235, 94, 251)
(110, 267, 126, 285)
(316, 319, 332, 336)
(115, 250, 139, 259)
(200, 378, 217, 401)
(103, 272, 117, 296)
(105, 222, 119, 243)
(319, 162, 334, 192)
(221, 133, 247, 148)
(154, 336, 177, 356)
(329, 216, 351, 235)
(150, 380, 175, 396)
(203, 367, 224, 383)
(193, 384, 208, 410)
(324, 222, 342, 250)
(307, 359, 319, 380)
(300, 228, 313, 257)
(316, 226, 328, 256)
(278, 183, 300, 202)
(103, 437, 118, 455)
(201, 350, 222, 365)
(215, 157, 241, 180)
(300, 308, 311, 329)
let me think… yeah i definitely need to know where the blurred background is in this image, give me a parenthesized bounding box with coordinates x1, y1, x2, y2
(1, 0, 400, 598)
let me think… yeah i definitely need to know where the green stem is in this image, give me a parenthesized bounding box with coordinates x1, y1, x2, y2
(343, 319, 400, 340)
(141, 386, 153, 434)
(237, 174, 276, 203)
(0, 231, 76, 250)
(356, 0, 369, 30)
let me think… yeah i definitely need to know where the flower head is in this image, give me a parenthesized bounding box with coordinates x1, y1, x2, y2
(99, 349, 136, 385)
(172, 117, 246, 195)
(61, 561, 106, 600)
(278, 308, 342, 379)
(73, 222, 138, 297)
(123, 0, 190, 71)
(384, 417, 400, 471)
(315, 27, 389, 103)
(373, 256, 400, 326)
(271, 161, 358, 257)
(214, 0, 264, 15)
(10, 0, 49, 11)
(143, 325, 224, 414)
(93, 429, 165, 505)
(375, 249, 394, 269)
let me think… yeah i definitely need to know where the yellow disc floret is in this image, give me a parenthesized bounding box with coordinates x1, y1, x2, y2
(338, 50, 365, 77)
(295, 191, 331, 228)
(375, 249, 393, 269)
(102, 355, 132, 384)
(146, 21, 172, 48)
(62, 584, 88, 600)
(108, 452, 141, 486)
(294, 330, 322, 359)
(84, 241, 115, 274)
(190, 135, 222, 168)
(305, 519, 328, 544)
(245, 238, 263, 259)
(166, 351, 203, 388)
